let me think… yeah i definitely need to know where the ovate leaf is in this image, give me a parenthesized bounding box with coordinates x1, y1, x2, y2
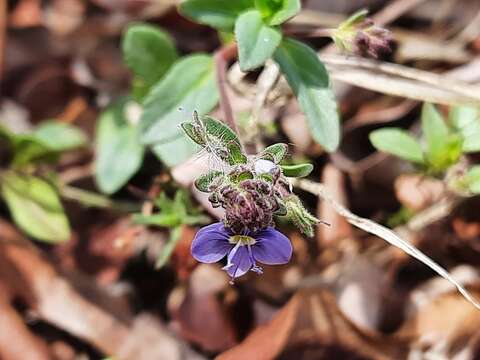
(181, 122, 205, 146)
(202, 115, 240, 146)
(95, 101, 145, 194)
(34, 121, 87, 151)
(273, 38, 340, 152)
(156, 226, 182, 269)
(226, 140, 247, 165)
(179, 0, 254, 30)
(132, 213, 181, 228)
(195, 170, 224, 192)
(1, 172, 70, 243)
(235, 10, 282, 71)
(465, 166, 480, 194)
(255, 0, 301, 25)
(281, 163, 313, 177)
(10, 122, 87, 167)
(11, 135, 55, 167)
(421, 103, 454, 168)
(123, 23, 178, 98)
(369, 128, 424, 164)
(260, 143, 288, 163)
(449, 105, 480, 153)
(140, 54, 219, 166)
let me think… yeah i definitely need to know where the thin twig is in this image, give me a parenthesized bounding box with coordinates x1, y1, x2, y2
(283, 28, 333, 38)
(372, 0, 428, 25)
(214, 43, 238, 134)
(293, 178, 480, 310)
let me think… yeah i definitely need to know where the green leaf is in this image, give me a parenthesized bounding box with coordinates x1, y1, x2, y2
(95, 101, 145, 194)
(449, 105, 480, 153)
(338, 9, 368, 30)
(8, 122, 87, 167)
(195, 170, 224, 192)
(156, 226, 182, 269)
(179, 0, 254, 30)
(255, 0, 300, 25)
(280, 163, 313, 177)
(273, 38, 340, 152)
(182, 214, 211, 225)
(202, 115, 241, 146)
(235, 10, 282, 71)
(132, 213, 182, 228)
(34, 121, 87, 151)
(122, 23, 178, 98)
(186, 114, 245, 163)
(140, 54, 219, 166)
(0, 125, 13, 142)
(1, 172, 70, 243)
(284, 194, 318, 237)
(11, 135, 55, 167)
(260, 143, 288, 163)
(369, 128, 424, 164)
(226, 140, 247, 165)
(422, 103, 452, 167)
(465, 166, 480, 194)
(181, 122, 205, 146)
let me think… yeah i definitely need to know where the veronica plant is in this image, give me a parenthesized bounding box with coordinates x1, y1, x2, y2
(369, 103, 480, 195)
(94, 7, 391, 195)
(182, 112, 319, 281)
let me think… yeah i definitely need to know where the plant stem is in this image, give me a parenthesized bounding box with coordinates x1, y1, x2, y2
(60, 185, 139, 212)
(214, 42, 239, 134)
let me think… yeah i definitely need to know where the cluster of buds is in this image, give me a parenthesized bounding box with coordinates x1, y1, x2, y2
(183, 112, 320, 237)
(332, 9, 393, 59)
(182, 112, 322, 280)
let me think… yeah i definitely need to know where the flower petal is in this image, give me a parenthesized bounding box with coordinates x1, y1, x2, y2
(225, 245, 253, 278)
(252, 228, 292, 265)
(191, 222, 231, 263)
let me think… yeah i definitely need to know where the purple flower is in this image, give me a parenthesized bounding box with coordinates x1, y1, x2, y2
(191, 222, 292, 282)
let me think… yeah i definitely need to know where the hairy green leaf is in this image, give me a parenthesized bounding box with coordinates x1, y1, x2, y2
(195, 170, 224, 192)
(226, 141, 247, 165)
(260, 143, 288, 163)
(202, 115, 240, 146)
(281, 163, 313, 177)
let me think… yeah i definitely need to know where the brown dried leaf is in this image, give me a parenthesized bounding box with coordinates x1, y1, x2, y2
(395, 174, 446, 211)
(218, 290, 408, 360)
(169, 265, 237, 352)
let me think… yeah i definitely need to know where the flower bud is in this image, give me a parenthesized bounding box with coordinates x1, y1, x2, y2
(332, 10, 393, 59)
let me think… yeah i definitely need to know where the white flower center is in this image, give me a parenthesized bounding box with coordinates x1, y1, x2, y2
(254, 159, 276, 174)
(229, 235, 256, 246)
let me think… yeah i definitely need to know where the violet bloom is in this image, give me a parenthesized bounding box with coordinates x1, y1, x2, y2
(191, 222, 292, 282)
